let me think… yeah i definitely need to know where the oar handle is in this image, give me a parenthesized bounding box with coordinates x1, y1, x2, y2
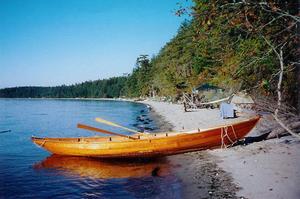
(77, 123, 137, 140)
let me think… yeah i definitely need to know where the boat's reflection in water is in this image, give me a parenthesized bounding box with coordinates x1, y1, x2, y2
(34, 155, 181, 198)
(34, 155, 171, 179)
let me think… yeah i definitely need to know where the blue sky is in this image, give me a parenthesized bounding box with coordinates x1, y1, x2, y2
(0, 0, 190, 88)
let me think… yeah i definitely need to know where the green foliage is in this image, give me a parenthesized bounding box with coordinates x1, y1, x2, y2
(124, 55, 153, 97)
(123, 0, 297, 100)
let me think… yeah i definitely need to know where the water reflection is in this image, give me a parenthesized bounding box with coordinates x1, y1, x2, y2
(33, 156, 182, 198)
(34, 155, 171, 179)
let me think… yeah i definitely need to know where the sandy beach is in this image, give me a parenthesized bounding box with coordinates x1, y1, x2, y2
(143, 100, 300, 199)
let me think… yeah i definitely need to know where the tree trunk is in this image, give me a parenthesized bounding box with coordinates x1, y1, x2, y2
(275, 47, 284, 116)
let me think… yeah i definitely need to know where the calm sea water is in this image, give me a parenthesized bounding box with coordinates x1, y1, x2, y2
(0, 99, 182, 199)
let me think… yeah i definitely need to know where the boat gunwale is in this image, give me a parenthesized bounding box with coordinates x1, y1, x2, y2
(32, 116, 260, 144)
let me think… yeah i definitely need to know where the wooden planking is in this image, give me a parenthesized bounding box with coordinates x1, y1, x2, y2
(32, 116, 260, 158)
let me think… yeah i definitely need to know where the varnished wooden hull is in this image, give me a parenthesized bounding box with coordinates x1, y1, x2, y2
(32, 116, 260, 158)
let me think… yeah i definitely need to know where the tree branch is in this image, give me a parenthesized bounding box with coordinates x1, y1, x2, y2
(273, 114, 300, 139)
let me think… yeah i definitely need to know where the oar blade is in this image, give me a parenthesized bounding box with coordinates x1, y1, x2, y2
(95, 117, 139, 134)
(95, 118, 121, 128)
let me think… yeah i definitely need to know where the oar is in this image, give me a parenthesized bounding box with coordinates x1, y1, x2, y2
(95, 117, 147, 134)
(77, 123, 137, 140)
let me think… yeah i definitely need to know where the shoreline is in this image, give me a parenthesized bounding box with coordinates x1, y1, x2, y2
(145, 101, 240, 198)
(3, 98, 299, 198)
(142, 100, 300, 199)
(9, 97, 240, 198)
(0, 97, 133, 101)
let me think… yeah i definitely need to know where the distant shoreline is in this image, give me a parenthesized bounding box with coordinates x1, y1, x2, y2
(0, 97, 136, 102)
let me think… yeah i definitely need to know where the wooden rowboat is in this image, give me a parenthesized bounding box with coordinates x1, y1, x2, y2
(32, 116, 260, 158)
